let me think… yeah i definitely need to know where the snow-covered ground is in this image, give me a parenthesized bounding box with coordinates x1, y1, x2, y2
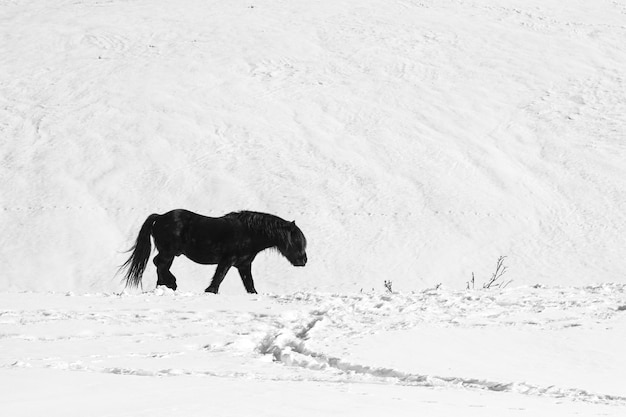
(1, 0, 626, 415)
(2, 286, 626, 416)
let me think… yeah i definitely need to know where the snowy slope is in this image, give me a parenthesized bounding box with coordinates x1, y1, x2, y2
(1, 0, 625, 293)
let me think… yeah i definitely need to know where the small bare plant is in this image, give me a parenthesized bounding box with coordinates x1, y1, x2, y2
(466, 273, 475, 290)
(483, 256, 511, 289)
(384, 280, 393, 293)
(468, 256, 512, 290)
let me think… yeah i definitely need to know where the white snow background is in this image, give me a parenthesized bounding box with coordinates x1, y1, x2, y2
(1, 0, 625, 415)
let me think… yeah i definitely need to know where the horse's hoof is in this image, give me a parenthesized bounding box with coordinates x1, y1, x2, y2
(205, 287, 218, 294)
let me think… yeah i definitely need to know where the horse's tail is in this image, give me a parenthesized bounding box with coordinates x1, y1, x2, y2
(120, 213, 160, 288)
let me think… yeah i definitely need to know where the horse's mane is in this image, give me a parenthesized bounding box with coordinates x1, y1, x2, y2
(226, 211, 305, 248)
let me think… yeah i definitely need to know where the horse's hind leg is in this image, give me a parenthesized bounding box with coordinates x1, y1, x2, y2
(237, 264, 257, 294)
(153, 253, 177, 291)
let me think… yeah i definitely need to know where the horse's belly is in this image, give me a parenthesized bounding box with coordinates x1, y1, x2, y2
(183, 250, 221, 265)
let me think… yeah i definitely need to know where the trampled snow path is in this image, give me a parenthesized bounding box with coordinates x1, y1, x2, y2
(2, 286, 625, 415)
(259, 288, 626, 405)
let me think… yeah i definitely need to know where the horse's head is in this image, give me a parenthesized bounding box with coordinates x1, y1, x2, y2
(278, 221, 307, 267)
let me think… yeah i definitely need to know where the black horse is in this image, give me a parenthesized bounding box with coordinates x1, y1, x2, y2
(120, 209, 307, 294)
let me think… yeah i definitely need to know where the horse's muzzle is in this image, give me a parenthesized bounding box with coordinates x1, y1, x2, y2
(293, 255, 307, 267)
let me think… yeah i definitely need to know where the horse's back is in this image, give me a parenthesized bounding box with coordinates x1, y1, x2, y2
(155, 208, 239, 243)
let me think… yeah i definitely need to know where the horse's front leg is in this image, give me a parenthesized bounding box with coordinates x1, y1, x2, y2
(205, 261, 232, 294)
(237, 264, 257, 294)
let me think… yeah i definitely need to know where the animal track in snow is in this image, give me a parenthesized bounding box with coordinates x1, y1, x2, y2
(257, 287, 626, 405)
